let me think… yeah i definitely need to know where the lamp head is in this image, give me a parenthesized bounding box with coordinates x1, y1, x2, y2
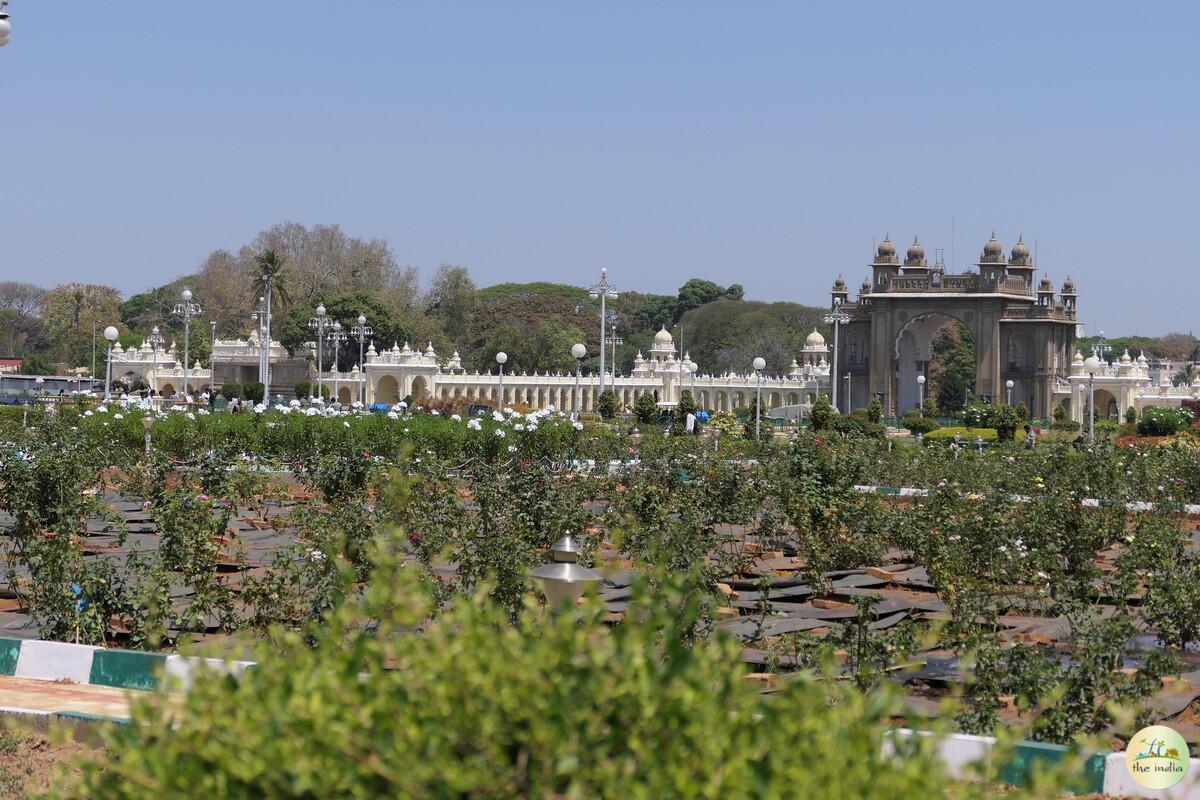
(0, 13, 11, 48)
(104, 326, 119, 342)
(589, 290, 599, 300)
(357, 314, 366, 326)
(752, 357, 766, 371)
(151, 326, 159, 335)
(917, 374, 926, 385)
(316, 304, 326, 317)
(496, 352, 507, 365)
(1006, 379, 1015, 389)
(571, 343, 587, 360)
(181, 288, 193, 302)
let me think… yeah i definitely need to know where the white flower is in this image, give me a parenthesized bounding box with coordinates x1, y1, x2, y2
(507, 444, 518, 453)
(467, 419, 482, 431)
(266, 421, 277, 428)
(492, 411, 505, 423)
(290, 399, 301, 408)
(253, 404, 266, 413)
(96, 406, 108, 414)
(450, 414, 462, 421)
(113, 413, 124, 420)
(186, 412, 195, 420)
(573, 421, 584, 431)
(495, 429, 506, 438)
(387, 411, 399, 420)
(513, 423, 526, 431)
(198, 408, 211, 415)
(308, 549, 326, 562)
(431, 409, 440, 416)
(343, 421, 350, 428)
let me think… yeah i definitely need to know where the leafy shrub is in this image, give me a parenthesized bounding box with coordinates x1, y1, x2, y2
(1050, 420, 1081, 432)
(58, 559, 1028, 799)
(865, 395, 883, 425)
(242, 381, 266, 404)
(634, 391, 658, 424)
(220, 381, 242, 399)
(809, 393, 834, 430)
(1137, 406, 1194, 436)
(294, 381, 330, 400)
(596, 388, 617, 420)
(901, 410, 939, 435)
(922, 426, 1025, 444)
(1124, 406, 1138, 424)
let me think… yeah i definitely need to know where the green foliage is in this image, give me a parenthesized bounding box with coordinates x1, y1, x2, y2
(930, 321, 975, 413)
(809, 393, 834, 430)
(293, 380, 330, 400)
(220, 381, 242, 399)
(18, 351, 55, 375)
(1124, 405, 1138, 424)
(241, 381, 265, 404)
(279, 294, 408, 365)
(963, 403, 1024, 440)
(1137, 406, 1193, 436)
(596, 388, 617, 420)
(901, 409, 939, 435)
(865, 395, 883, 424)
(634, 391, 658, 424)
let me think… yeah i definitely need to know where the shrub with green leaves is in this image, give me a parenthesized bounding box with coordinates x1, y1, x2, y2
(1136, 405, 1193, 436)
(54, 546, 1072, 799)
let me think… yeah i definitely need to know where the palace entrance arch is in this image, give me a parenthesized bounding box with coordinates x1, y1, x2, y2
(832, 233, 1078, 419)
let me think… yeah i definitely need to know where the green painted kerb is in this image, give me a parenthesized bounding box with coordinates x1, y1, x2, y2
(0, 638, 20, 676)
(997, 740, 1105, 794)
(89, 649, 167, 691)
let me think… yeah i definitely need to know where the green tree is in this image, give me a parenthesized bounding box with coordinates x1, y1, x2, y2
(865, 395, 883, 425)
(634, 391, 659, 424)
(810, 394, 834, 430)
(928, 321, 975, 413)
(724, 283, 745, 301)
(250, 249, 291, 312)
(278, 295, 408, 365)
(597, 389, 617, 420)
(676, 278, 724, 316)
(426, 265, 477, 342)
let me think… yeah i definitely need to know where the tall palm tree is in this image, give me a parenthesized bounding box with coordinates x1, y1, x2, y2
(250, 249, 291, 310)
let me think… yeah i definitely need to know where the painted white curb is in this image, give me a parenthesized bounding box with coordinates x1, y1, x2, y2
(15, 641, 98, 684)
(163, 654, 255, 690)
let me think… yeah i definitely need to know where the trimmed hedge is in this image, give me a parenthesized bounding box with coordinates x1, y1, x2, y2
(923, 426, 1026, 444)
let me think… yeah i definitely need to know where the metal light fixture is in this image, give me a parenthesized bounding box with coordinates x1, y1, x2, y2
(146, 325, 165, 402)
(0, 1, 12, 48)
(103, 325, 119, 401)
(172, 288, 203, 398)
(531, 533, 601, 608)
(571, 343, 587, 420)
(587, 269, 618, 396)
(1005, 378, 1015, 406)
(308, 304, 328, 401)
(752, 356, 766, 440)
(917, 373, 926, 411)
(351, 314, 373, 406)
(496, 351, 507, 406)
(1083, 354, 1103, 440)
(823, 304, 851, 413)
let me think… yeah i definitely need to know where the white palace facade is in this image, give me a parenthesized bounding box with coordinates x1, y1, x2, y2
(110, 324, 832, 415)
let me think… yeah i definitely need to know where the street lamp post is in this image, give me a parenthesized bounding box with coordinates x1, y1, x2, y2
(327, 321, 347, 404)
(308, 304, 328, 401)
(530, 533, 601, 609)
(753, 356, 766, 440)
(1084, 355, 1102, 441)
(172, 288, 203, 399)
(823, 304, 851, 413)
(351, 314, 373, 407)
(1005, 378, 1015, 406)
(605, 324, 623, 379)
(496, 352, 508, 407)
(587, 269, 618, 397)
(917, 374, 926, 411)
(571, 343, 587, 421)
(146, 326, 165, 405)
(844, 373, 851, 412)
(103, 326, 119, 401)
(0, 1, 12, 48)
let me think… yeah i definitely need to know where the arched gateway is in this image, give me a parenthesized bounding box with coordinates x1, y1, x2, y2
(831, 233, 1078, 418)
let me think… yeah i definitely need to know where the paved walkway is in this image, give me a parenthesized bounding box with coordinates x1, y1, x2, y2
(0, 675, 136, 722)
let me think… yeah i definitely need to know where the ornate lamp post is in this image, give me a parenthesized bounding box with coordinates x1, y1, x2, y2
(1005, 378, 1015, 406)
(308, 304, 328, 401)
(605, 323, 623, 379)
(496, 351, 508, 407)
(587, 269, 618, 396)
(351, 314, 373, 407)
(0, 1, 12, 48)
(103, 326, 119, 401)
(251, 296, 269, 393)
(1083, 355, 1102, 441)
(753, 356, 766, 440)
(172, 288, 202, 399)
(823, 303, 851, 413)
(917, 374, 926, 411)
(571, 343, 587, 421)
(531, 533, 601, 609)
(327, 321, 347, 404)
(146, 326, 165, 404)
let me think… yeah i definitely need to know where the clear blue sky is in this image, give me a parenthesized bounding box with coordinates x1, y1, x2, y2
(2, 1, 1196, 334)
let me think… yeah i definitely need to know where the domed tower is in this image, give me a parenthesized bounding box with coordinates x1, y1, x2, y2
(976, 231, 1007, 287)
(830, 275, 850, 308)
(1037, 274, 1055, 307)
(870, 235, 900, 291)
(649, 324, 675, 365)
(1007, 235, 1035, 291)
(800, 328, 829, 366)
(901, 237, 929, 275)
(858, 276, 871, 305)
(1060, 276, 1077, 313)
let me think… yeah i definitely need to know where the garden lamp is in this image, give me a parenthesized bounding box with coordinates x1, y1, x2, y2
(531, 533, 601, 608)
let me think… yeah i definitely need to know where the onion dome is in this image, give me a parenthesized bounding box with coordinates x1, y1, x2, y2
(1010, 235, 1032, 265)
(980, 231, 1004, 262)
(805, 328, 826, 347)
(1073, 350, 1084, 364)
(877, 236, 896, 259)
(861, 277, 871, 294)
(1062, 276, 1076, 293)
(906, 237, 925, 263)
(654, 325, 673, 345)
(832, 275, 847, 291)
(1039, 274, 1053, 291)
